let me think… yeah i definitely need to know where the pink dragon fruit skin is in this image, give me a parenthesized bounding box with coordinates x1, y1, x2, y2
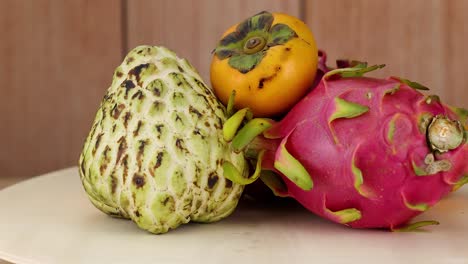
(257, 57, 468, 230)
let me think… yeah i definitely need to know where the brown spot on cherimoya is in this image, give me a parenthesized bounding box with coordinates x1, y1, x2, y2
(175, 138, 188, 152)
(192, 77, 212, 94)
(207, 172, 219, 188)
(174, 114, 183, 123)
(189, 106, 202, 118)
(154, 152, 163, 169)
(133, 120, 143, 137)
(195, 165, 202, 176)
(132, 173, 146, 188)
(107, 211, 122, 217)
(192, 165, 202, 188)
(151, 101, 163, 114)
(111, 173, 118, 194)
(122, 80, 136, 99)
(99, 146, 111, 175)
(103, 145, 110, 157)
(111, 104, 125, 119)
(131, 90, 145, 101)
(147, 79, 165, 97)
(123, 112, 132, 128)
(122, 155, 129, 183)
(193, 128, 205, 139)
(128, 63, 150, 84)
(99, 163, 107, 175)
(162, 196, 171, 206)
(197, 94, 212, 109)
(92, 133, 104, 155)
(214, 117, 223, 129)
(136, 140, 147, 169)
(155, 124, 164, 138)
(122, 80, 135, 90)
(152, 87, 161, 97)
(116, 136, 127, 163)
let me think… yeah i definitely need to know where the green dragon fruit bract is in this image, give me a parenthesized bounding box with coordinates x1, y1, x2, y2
(223, 52, 468, 230)
(79, 46, 258, 234)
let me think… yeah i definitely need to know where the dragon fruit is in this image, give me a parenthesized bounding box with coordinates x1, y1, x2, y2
(223, 52, 468, 230)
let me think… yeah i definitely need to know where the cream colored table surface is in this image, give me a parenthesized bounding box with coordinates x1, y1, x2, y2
(1, 167, 468, 264)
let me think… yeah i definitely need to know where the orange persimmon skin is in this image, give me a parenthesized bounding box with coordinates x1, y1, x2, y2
(210, 13, 318, 117)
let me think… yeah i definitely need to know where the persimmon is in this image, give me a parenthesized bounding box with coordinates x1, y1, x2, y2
(210, 11, 318, 117)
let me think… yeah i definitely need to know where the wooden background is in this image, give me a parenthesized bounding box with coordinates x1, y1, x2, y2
(1, 0, 467, 188)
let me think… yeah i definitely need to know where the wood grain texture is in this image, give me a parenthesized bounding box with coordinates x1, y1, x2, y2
(305, 0, 468, 107)
(126, 0, 301, 82)
(444, 0, 468, 108)
(2, 1, 468, 181)
(0, 0, 123, 179)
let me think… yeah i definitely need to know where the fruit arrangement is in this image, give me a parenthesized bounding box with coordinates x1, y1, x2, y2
(79, 11, 468, 234)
